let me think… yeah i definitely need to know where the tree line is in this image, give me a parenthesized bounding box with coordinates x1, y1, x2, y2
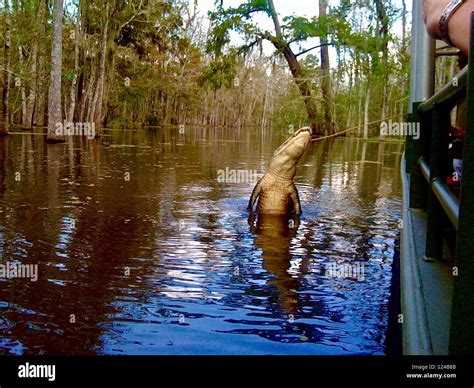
(0, 0, 455, 142)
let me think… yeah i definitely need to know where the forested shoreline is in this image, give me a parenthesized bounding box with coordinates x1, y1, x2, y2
(0, 0, 457, 140)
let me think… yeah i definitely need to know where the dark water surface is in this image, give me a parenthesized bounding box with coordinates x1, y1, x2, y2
(0, 128, 403, 355)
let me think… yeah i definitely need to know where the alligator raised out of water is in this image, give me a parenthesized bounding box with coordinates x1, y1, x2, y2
(247, 127, 312, 215)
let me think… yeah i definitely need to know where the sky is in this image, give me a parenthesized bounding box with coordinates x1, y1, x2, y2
(194, 0, 414, 62)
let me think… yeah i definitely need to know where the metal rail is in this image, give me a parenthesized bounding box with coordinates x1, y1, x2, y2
(418, 157, 459, 229)
(418, 67, 468, 113)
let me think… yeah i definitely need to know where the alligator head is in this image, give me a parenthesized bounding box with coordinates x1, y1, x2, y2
(267, 126, 313, 180)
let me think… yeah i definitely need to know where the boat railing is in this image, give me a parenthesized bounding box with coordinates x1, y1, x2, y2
(404, 12, 474, 355)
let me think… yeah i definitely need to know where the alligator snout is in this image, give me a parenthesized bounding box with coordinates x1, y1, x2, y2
(293, 127, 312, 137)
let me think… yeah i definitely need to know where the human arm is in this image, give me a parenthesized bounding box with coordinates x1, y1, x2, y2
(423, 0, 474, 54)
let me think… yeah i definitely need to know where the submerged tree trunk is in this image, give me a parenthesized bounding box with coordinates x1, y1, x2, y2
(1, 0, 11, 136)
(47, 0, 64, 142)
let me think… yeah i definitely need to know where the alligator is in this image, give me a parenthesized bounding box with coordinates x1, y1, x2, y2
(247, 127, 312, 215)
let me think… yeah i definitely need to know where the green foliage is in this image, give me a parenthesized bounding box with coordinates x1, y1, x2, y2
(207, 0, 269, 56)
(3, 0, 411, 135)
(282, 14, 352, 46)
(200, 54, 237, 90)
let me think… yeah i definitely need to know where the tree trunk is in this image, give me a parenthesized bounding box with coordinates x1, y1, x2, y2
(346, 62, 353, 129)
(278, 44, 320, 134)
(402, 0, 407, 51)
(86, 69, 96, 123)
(91, 2, 109, 136)
(267, 0, 321, 135)
(1, 0, 11, 136)
(363, 84, 371, 138)
(18, 46, 28, 127)
(261, 82, 270, 130)
(319, 0, 334, 135)
(47, 0, 64, 142)
(67, 12, 80, 123)
(400, 0, 407, 119)
(34, 0, 47, 127)
(356, 56, 363, 137)
(34, 62, 46, 126)
(25, 43, 37, 128)
(375, 0, 390, 119)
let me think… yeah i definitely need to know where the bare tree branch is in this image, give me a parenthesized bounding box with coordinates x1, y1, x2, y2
(295, 42, 334, 57)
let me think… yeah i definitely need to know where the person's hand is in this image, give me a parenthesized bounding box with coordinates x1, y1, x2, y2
(423, 0, 451, 39)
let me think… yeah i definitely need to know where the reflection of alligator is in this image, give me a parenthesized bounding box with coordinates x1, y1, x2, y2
(248, 213, 303, 313)
(247, 127, 312, 215)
